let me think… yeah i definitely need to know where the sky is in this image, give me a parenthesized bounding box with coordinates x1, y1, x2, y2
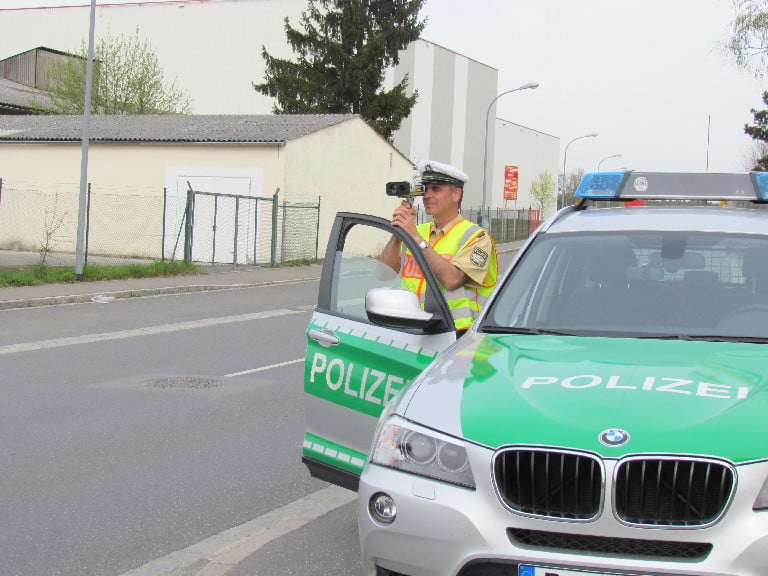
(3, 0, 766, 175)
(418, 0, 766, 174)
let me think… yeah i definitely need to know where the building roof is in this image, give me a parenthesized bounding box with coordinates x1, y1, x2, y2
(0, 78, 51, 113)
(0, 113, 359, 143)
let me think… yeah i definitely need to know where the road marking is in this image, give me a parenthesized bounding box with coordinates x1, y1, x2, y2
(117, 485, 356, 576)
(224, 358, 304, 378)
(0, 306, 313, 356)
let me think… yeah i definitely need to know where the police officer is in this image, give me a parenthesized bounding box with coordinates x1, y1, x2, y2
(380, 160, 498, 333)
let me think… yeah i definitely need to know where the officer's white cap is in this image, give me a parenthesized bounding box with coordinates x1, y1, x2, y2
(417, 160, 469, 187)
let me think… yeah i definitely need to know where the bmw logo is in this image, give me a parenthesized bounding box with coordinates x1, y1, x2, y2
(599, 428, 630, 447)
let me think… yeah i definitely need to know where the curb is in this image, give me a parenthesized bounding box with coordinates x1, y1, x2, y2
(0, 243, 522, 311)
(0, 275, 323, 311)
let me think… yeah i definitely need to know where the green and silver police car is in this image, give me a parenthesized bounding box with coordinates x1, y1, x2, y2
(302, 171, 768, 576)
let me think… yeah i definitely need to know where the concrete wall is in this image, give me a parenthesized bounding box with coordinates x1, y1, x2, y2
(0, 117, 411, 260)
(0, 139, 288, 259)
(492, 120, 560, 219)
(285, 116, 413, 256)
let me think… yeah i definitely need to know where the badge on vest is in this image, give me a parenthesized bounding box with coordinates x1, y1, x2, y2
(470, 246, 489, 267)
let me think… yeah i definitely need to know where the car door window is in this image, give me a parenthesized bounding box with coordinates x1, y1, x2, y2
(330, 223, 414, 320)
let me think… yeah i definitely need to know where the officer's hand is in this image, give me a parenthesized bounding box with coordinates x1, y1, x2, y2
(391, 200, 418, 237)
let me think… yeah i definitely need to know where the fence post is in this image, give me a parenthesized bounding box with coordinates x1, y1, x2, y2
(184, 185, 194, 263)
(211, 195, 219, 265)
(233, 196, 240, 266)
(513, 211, 518, 241)
(161, 187, 167, 262)
(270, 188, 279, 267)
(253, 198, 259, 265)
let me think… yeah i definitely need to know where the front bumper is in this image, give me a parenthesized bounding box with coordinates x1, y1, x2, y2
(357, 454, 768, 576)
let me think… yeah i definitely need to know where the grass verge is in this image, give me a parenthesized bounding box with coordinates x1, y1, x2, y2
(0, 261, 200, 288)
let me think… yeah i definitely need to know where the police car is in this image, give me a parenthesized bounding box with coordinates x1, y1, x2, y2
(302, 171, 768, 576)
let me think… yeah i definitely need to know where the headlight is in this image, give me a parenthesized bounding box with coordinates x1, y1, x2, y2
(754, 476, 768, 511)
(370, 418, 476, 489)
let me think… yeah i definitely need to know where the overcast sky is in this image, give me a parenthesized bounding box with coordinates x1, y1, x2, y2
(419, 0, 766, 174)
(4, 0, 766, 174)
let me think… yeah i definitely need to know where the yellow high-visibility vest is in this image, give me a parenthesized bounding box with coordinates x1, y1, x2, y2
(400, 218, 498, 330)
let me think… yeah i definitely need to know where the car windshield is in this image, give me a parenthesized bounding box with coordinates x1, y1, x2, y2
(483, 230, 768, 341)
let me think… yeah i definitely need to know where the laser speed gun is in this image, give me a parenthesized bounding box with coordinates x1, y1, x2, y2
(386, 181, 424, 204)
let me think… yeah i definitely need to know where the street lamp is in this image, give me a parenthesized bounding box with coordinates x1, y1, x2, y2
(481, 81, 539, 229)
(75, 0, 97, 281)
(597, 153, 622, 171)
(561, 133, 598, 208)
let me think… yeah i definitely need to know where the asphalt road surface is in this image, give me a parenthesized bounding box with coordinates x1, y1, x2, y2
(0, 278, 362, 576)
(1, 249, 518, 575)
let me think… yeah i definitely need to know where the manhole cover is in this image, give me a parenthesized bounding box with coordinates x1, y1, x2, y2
(144, 376, 223, 389)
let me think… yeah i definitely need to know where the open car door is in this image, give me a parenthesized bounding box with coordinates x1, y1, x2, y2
(302, 213, 457, 491)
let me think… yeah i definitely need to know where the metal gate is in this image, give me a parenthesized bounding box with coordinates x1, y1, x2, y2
(174, 186, 320, 266)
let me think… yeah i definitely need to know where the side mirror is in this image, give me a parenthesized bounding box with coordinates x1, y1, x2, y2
(365, 287, 436, 330)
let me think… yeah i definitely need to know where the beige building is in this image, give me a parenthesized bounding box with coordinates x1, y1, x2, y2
(493, 119, 560, 213)
(0, 114, 413, 263)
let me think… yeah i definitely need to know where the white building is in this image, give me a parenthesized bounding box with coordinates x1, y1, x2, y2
(0, 0, 559, 215)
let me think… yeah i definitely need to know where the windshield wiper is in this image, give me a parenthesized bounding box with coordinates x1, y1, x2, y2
(481, 328, 767, 343)
(681, 334, 767, 343)
(636, 333, 768, 343)
(481, 326, 579, 336)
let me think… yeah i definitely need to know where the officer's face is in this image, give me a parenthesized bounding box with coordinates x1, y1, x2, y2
(422, 183, 461, 216)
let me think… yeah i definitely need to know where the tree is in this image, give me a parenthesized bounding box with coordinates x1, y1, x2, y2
(37, 28, 191, 115)
(726, 0, 768, 78)
(742, 138, 768, 170)
(253, 0, 426, 140)
(745, 90, 768, 169)
(529, 172, 556, 212)
(558, 168, 585, 208)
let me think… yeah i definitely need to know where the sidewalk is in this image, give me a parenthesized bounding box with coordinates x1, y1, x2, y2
(0, 241, 522, 311)
(0, 264, 325, 311)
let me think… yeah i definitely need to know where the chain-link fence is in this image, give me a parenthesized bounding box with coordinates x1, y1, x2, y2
(414, 203, 541, 242)
(0, 178, 321, 268)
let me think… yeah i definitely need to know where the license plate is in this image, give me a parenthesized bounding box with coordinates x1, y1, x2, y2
(518, 566, 640, 576)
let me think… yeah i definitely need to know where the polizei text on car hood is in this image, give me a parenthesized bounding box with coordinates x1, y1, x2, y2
(400, 333, 768, 463)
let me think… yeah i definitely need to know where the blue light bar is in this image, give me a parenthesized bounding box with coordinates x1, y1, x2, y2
(574, 171, 768, 202)
(752, 172, 768, 201)
(574, 172, 627, 199)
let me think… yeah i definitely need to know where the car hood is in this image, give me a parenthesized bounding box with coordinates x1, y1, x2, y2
(400, 333, 768, 462)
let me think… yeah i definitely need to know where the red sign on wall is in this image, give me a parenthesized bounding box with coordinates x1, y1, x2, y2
(504, 165, 519, 200)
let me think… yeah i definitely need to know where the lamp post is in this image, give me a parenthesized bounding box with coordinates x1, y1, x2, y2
(597, 153, 622, 171)
(481, 82, 539, 229)
(561, 133, 598, 208)
(74, 0, 97, 281)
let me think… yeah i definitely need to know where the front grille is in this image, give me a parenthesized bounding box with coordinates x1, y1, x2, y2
(509, 528, 713, 560)
(615, 457, 734, 526)
(493, 449, 602, 520)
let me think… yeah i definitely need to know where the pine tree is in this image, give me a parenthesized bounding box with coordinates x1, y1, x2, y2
(253, 0, 426, 140)
(745, 91, 768, 170)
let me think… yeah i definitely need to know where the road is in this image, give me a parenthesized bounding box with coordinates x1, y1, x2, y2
(0, 278, 361, 576)
(1, 249, 519, 575)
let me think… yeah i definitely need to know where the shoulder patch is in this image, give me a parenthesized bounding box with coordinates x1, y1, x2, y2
(469, 246, 489, 267)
